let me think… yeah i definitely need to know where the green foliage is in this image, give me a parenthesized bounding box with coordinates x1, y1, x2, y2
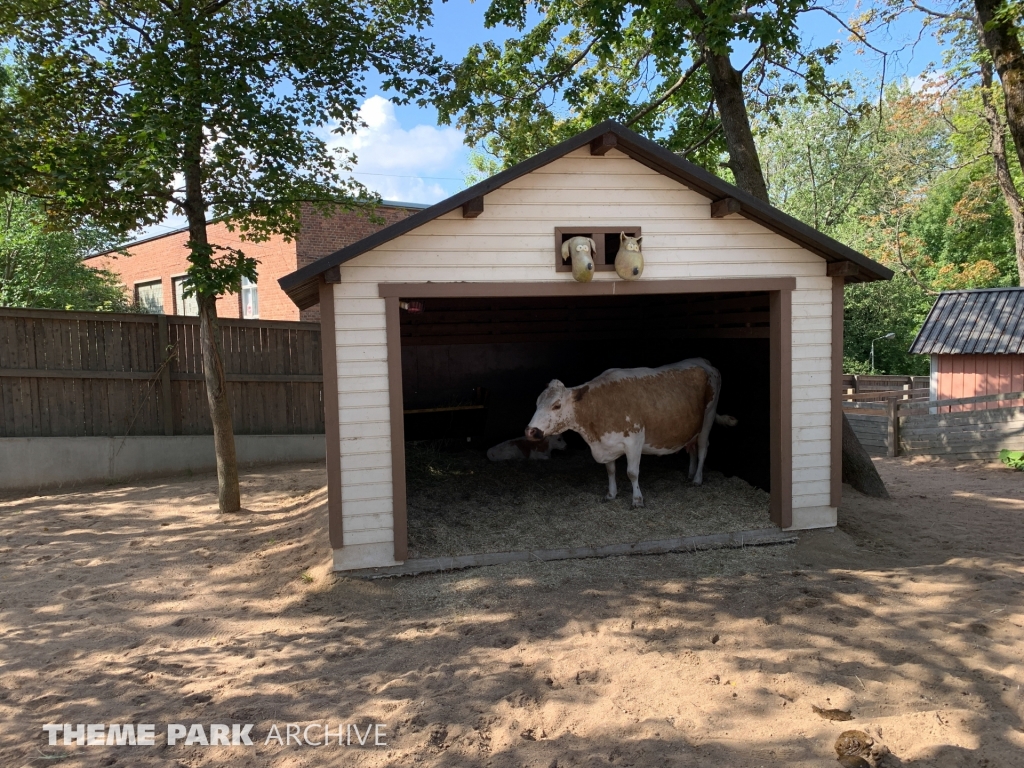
(464, 151, 503, 187)
(758, 85, 1021, 374)
(0, 193, 131, 311)
(0, 0, 440, 300)
(436, 0, 845, 174)
(843, 275, 932, 376)
(999, 449, 1024, 470)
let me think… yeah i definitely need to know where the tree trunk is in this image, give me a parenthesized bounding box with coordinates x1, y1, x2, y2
(183, 136, 241, 513)
(702, 49, 888, 500)
(980, 54, 1024, 285)
(975, 0, 1024, 175)
(705, 51, 770, 202)
(841, 412, 889, 498)
(198, 291, 241, 513)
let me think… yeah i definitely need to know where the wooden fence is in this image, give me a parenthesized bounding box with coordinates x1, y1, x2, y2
(0, 308, 324, 438)
(845, 390, 1024, 460)
(841, 374, 929, 398)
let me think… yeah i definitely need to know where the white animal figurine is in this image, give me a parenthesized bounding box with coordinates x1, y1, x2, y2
(560, 236, 596, 282)
(614, 232, 643, 280)
(525, 359, 737, 507)
(487, 433, 567, 461)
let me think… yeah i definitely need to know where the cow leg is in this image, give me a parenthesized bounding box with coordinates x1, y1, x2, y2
(625, 437, 644, 508)
(605, 461, 617, 500)
(687, 444, 698, 480)
(692, 409, 716, 486)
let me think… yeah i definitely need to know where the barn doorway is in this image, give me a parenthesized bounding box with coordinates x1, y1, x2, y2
(382, 281, 792, 562)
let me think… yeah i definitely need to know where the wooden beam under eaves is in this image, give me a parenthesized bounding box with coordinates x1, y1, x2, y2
(323, 266, 341, 283)
(590, 133, 617, 155)
(710, 197, 742, 218)
(462, 196, 484, 218)
(826, 261, 860, 278)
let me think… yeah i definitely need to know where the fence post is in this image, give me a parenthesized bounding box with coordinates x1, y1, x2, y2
(887, 398, 900, 457)
(157, 315, 174, 436)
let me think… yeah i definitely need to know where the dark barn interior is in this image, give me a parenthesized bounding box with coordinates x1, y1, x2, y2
(399, 292, 772, 491)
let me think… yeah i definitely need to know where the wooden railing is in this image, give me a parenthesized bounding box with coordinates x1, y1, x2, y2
(843, 389, 1024, 459)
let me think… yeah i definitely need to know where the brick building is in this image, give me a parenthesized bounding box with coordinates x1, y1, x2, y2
(86, 201, 426, 321)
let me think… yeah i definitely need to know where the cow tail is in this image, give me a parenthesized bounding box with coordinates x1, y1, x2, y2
(715, 414, 738, 427)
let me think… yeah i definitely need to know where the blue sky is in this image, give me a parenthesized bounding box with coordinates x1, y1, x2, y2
(141, 1, 946, 238)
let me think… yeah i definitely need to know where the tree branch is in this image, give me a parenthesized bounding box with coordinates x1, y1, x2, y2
(625, 55, 705, 127)
(908, 1, 972, 21)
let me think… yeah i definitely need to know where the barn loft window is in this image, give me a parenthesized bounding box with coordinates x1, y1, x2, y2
(554, 226, 641, 273)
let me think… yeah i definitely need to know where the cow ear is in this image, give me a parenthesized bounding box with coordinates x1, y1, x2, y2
(587, 237, 596, 252)
(636, 236, 642, 247)
(573, 385, 589, 402)
(620, 231, 626, 242)
(560, 240, 570, 262)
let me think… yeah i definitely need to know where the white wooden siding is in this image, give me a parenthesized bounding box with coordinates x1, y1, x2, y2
(330, 147, 836, 557)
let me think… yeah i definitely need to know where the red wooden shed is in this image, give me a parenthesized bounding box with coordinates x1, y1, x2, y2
(910, 287, 1024, 411)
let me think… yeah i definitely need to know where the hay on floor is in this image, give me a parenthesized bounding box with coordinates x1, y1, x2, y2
(405, 441, 772, 559)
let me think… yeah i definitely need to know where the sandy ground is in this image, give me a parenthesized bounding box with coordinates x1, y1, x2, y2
(1, 457, 1024, 767)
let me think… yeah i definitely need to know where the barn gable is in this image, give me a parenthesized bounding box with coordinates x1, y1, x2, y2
(279, 120, 890, 309)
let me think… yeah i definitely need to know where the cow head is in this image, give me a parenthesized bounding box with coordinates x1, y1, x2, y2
(526, 380, 575, 439)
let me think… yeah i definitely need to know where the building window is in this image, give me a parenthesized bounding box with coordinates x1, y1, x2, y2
(135, 280, 164, 314)
(241, 276, 259, 319)
(172, 276, 199, 316)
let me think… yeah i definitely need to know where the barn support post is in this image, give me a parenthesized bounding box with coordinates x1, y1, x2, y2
(385, 296, 409, 562)
(830, 276, 843, 507)
(769, 289, 793, 529)
(319, 280, 344, 549)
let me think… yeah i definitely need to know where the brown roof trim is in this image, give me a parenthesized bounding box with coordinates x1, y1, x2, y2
(279, 121, 892, 309)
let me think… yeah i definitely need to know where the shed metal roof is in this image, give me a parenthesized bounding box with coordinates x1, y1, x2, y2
(279, 120, 892, 310)
(909, 287, 1024, 355)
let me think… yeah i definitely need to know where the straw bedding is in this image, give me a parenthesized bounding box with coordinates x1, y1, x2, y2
(405, 440, 772, 559)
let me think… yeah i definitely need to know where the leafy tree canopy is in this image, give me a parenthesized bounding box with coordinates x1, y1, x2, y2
(1, 193, 130, 311)
(436, 0, 847, 174)
(0, 0, 440, 295)
(758, 83, 1021, 373)
(0, 0, 441, 513)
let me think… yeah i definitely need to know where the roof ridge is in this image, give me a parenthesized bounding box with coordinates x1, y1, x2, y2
(278, 120, 892, 310)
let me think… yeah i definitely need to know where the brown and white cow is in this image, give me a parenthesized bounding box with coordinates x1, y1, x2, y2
(525, 359, 736, 507)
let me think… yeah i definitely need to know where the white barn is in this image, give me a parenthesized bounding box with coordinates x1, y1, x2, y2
(280, 122, 891, 572)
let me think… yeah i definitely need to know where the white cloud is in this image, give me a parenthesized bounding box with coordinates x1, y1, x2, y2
(330, 95, 467, 204)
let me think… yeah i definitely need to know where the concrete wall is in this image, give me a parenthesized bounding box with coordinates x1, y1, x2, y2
(0, 434, 325, 491)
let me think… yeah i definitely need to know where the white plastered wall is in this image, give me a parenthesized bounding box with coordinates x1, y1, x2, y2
(329, 147, 836, 570)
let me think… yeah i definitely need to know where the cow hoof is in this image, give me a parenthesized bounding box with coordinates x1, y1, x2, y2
(605, 493, 617, 501)
(632, 498, 644, 508)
